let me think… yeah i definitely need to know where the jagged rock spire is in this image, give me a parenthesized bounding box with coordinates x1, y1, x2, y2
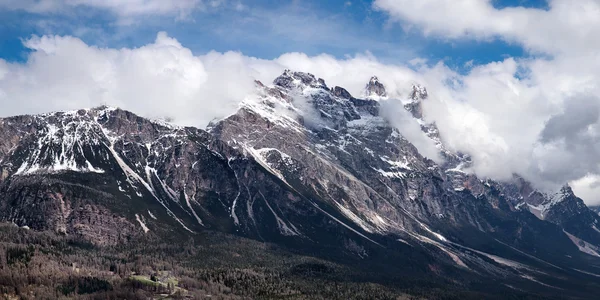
(364, 76, 387, 98)
(410, 84, 428, 101)
(405, 84, 428, 119)
(560, 183, 575, 197)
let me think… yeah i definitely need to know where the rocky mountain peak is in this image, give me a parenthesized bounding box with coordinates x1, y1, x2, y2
(560, 184, 575, 198)
(405, 84, 428, 119)
(274, 69, 328, 91)
(332, 86, 353, 99)
(410, 84, 428, 101)
(235, 70, 385, 132)
(364, 76, 387, 99)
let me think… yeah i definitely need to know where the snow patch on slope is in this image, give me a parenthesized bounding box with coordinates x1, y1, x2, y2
(564, 231, 600, 257)
(184, 193, 204, 226)
(14, 122, 105, 175)
(136, 214, 150, 233)
(246, 146, 291, 185)
(380, 156, 411, 170)
(372, 167, 407, 179)
(100, 126, 194, 233)
(334, 202, 375, 233)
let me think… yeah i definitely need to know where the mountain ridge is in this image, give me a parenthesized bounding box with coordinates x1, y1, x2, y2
(1, 70, 600, 298)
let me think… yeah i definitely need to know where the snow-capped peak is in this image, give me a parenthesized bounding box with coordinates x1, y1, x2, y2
(332, 86, 353, 99)
(410, 84, 428, 102)
(405, 85, 428, 120)
(560, 183, 575, 198)
(363, 76, 387, 99)
(545, 184, 576, 206)
(274, 69, 328, 91)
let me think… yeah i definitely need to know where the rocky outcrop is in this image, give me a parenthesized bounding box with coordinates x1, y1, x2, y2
(363, 76, 387, 98)
(0, 174, 139, 246)
(404, 85, 427, 119)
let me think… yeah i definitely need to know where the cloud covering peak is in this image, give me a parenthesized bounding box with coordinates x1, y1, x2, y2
(2, 26, 600, 205)
(371, 0, 600, 205)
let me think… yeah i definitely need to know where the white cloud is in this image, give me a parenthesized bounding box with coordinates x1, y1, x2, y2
(571, 174, 600, 204)
(0, 32, 440, 164)
(4, 23, 600, 205)
(0, 32, 260, 126)
(417, 54, 600, 203)
(380, 98, 442, 162)
(0, 32, 418, 125)
(0, 0, 207, 20)
(373, 0, 600, 56)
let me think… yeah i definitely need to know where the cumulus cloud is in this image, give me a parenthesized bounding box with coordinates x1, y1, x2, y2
(571, 175, 600, 204)
(0, 32, 262, 126)
(373, 0, 600, 56)
(3, 20, 600, 205)
(0, 32, 419, 124)
(0, 32, 440, 163)
(540, 96, 600, 144)
(371, 0, 600, 205)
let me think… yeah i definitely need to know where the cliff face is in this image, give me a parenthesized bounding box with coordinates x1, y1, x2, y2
(0, 106, 416, 251)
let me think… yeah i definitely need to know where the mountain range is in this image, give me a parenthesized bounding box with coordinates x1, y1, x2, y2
(1, 70, 600, 299)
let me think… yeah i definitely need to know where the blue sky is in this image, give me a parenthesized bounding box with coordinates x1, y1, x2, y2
(0, 0, 549, 69)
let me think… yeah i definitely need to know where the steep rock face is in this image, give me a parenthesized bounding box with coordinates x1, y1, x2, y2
(209, 71, 594, 262)
(0, 174, 139, 246)
(542, 186, 600, 246)
(210, 71, 496, 239)
(0, 106, 431, 255)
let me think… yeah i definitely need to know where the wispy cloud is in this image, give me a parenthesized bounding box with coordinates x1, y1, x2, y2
(193, 2, 419, 62)
(1, 0, 420, 63)
(0, 0, 206, 20)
